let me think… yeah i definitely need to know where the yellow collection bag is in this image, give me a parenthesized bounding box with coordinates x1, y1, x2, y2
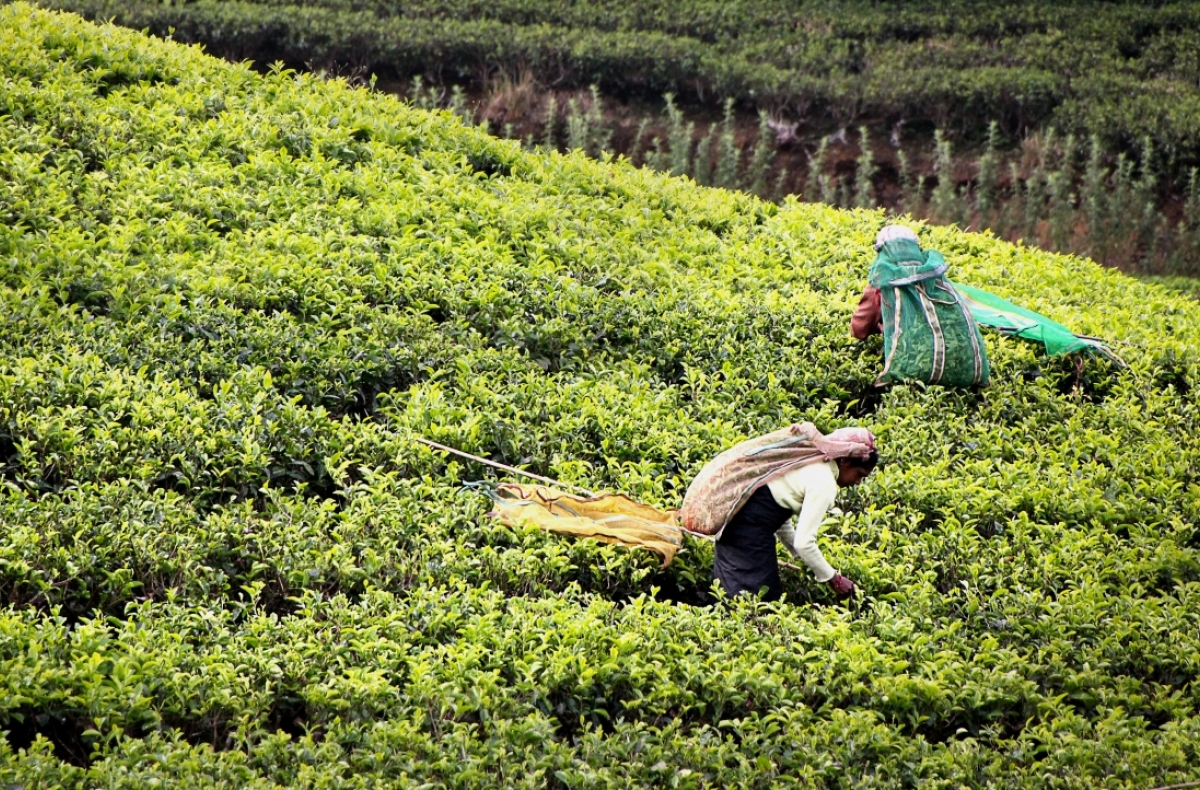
(486, 482, 690, 566)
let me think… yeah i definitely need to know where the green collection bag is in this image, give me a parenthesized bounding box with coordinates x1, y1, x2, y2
(869, 238, 990, 387)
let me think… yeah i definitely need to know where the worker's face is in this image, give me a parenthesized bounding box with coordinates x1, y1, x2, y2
(835, 461, 871, 488)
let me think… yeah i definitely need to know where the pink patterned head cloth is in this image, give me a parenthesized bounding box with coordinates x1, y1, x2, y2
(823, 426, 877, 459)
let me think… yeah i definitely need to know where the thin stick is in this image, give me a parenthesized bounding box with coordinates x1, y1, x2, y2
(418, 439, 831, 564)
(1074, 333, 1137, 347)
(1148, 782, 1200, 790)
(414, 436, 596, 497)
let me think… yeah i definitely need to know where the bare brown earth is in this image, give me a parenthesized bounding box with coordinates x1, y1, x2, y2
(364, 71, 1199, 277)
(374, 73, 928, 206)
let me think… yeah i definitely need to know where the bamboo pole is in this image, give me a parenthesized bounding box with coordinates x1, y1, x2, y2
(414, 436, 596, 497)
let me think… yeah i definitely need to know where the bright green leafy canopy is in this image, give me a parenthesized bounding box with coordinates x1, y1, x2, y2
(1, 5, 1199, 789)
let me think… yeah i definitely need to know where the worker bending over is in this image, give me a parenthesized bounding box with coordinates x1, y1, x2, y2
(852, 224, 990, 388)
(679, 423, 877, 602)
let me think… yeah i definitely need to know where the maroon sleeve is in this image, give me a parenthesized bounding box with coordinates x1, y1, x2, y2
(850, 286, 883, 339)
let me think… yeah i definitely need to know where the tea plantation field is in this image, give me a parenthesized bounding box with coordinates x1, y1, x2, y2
(2, 5, 1199, 788)
(29, 0, 1200, 165)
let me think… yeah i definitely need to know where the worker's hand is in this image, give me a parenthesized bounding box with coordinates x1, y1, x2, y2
(826, 573, 855, 597)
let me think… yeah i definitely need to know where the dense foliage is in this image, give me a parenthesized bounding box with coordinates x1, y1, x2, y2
(1145, 275, 1200, 301)
(27, 0, 1200, 164)
(29, 0, 1200, 275)
(498, 91, 1200, 275)
(2, 5, 1199, 787)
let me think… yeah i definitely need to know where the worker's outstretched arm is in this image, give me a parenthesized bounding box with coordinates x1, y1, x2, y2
(850, 286, 883, 339)
(773, 470, 838, 583)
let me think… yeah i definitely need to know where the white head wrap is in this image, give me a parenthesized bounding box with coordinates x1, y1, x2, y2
(874, 224, 919, 250)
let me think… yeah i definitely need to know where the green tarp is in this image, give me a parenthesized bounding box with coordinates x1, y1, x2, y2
(952, 282, 1119, 361)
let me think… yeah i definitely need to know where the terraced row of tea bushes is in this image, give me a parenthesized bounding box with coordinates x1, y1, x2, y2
(29, 0, 1200, 163)
(514, 88, 1200, 275)
(134, 0, 1191, 46)
(34, 0, 1200, 276)
(2, 5, 1199, 787)
(4, 588, 1199, 787)
(1144, 275, 1200, 301)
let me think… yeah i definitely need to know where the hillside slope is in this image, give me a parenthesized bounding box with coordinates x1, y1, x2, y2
(29, 0, 1200, 163)
(1, 5, 1198, 787)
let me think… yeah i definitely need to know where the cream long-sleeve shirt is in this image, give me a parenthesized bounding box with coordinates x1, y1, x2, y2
(766, 460, 839, 582)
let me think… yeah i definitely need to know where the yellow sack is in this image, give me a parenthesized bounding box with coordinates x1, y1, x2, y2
(487, 482, 690, 566)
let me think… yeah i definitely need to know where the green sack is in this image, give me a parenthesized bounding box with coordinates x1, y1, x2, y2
(952, 281, 1119, 360)
(869, 239, 990, 387)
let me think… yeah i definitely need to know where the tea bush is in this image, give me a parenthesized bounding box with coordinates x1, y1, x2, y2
(1, 5, 1199, 787)
(27, 0, 1200, 275)
(1143, 275, 1200, 301)
(27, 0, 1200, 165)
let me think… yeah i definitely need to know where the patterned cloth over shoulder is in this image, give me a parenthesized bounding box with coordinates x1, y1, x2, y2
(678, 423, 874, 538)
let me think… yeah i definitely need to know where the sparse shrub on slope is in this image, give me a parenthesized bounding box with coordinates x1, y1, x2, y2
(1, 5, 1199, 788)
